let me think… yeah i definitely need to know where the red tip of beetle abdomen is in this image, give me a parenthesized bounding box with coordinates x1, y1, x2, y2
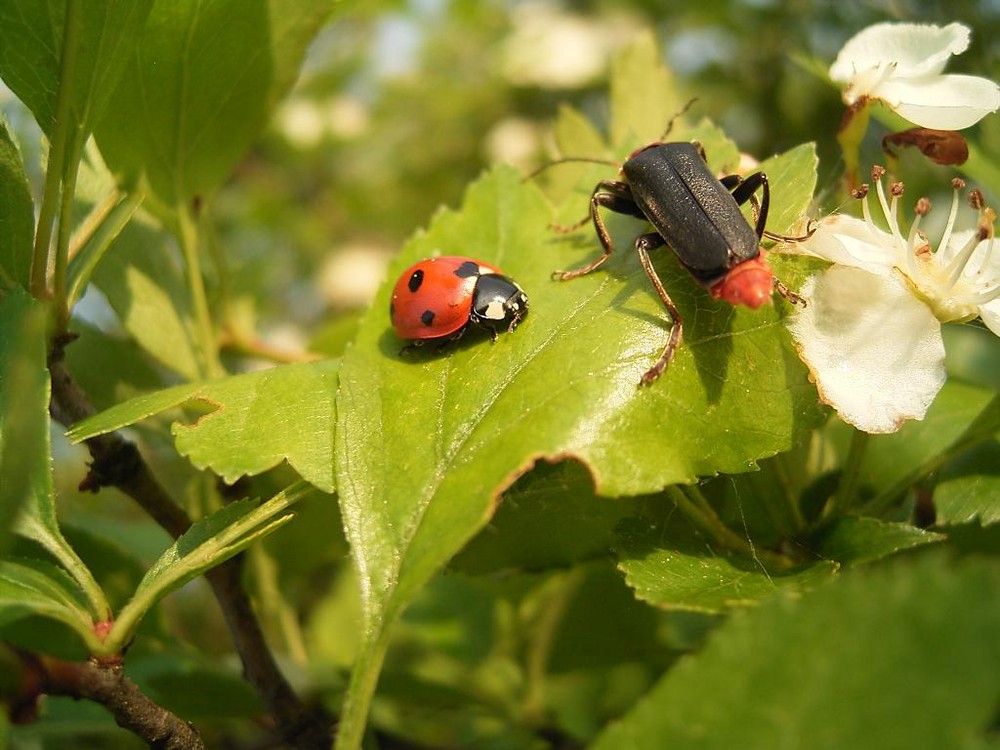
(709, 254, 774, 309)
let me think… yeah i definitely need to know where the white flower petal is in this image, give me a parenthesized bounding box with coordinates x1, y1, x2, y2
(979, 301, 1000, 336)
(790, 266, 946, 434)
(798, 215, 898, 274)
(876, 74, 1000, 129)
(830, 22, 970, 84)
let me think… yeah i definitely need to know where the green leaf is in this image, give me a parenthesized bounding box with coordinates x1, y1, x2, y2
(109, 483, 309, 650)
(90, 213, 202, 380)
(0, 0, 154, 137)
(452, 460, 645, 575)
(609, 32, 685, 147)
(812, 516, 944, 566)
(0, 289, 48, 553)
(0, 559, 102, 654)
(67, 360, 338, 492)
(591, 553, 1000, 750)
(0, 289, 109, 619)
(334, 36, 822, 743)
(335, 156, 820, 743)
(62, 321, 167, 412)
(614, 516, 837, 613)
(933, 439, 1000, 526)
(860, 383, 999, 513)
(93, 0, 331, 209)
(757, 143, 818, 241)
(65, 381, 201, 442)
(0, 118, 34, 290)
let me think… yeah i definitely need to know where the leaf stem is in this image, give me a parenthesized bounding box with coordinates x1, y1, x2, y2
(522, 568, 585, 723)
(248, 545, 310, 667)
(108, 483, 307, 652)
(54, 133, 85, 333)
(334, 617, 392, 750)
(667, 485, 790, 569)
(176, 204, 224, 379)
(31, 0, 83, 301)
(828, 429, 870, 518)
(861, 394, 1000, 517)
(67, 190, 144, 310)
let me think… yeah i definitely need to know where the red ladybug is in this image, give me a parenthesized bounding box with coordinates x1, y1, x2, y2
(390, 256, 529, 343)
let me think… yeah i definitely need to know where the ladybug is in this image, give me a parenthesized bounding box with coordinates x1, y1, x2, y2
(390, 256, 529, 344)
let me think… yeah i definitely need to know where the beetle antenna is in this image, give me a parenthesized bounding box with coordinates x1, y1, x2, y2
(657, 97, 699, 142)
(524, 156, 620, 181)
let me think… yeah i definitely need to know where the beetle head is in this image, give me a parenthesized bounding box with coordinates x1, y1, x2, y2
(710, 254, 774, 310)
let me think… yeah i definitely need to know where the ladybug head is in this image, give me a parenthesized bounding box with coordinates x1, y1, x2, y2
(710, 254, 774, 310)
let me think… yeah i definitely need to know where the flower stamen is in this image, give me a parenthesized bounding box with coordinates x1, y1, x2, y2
(908, 198, 931, 268)
(975, 207, 996, 276)
(943, 232, 982, 290)
(938, 179, 964, 259)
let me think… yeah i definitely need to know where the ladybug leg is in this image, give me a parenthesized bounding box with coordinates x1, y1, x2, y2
(633, 232, 683, 385)
(398, 340, 425, 357)
(553, 180, 645, 281)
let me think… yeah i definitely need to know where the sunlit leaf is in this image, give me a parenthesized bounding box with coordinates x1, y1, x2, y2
(336, 120, 820, 739)
(609, 32, 685, 148)
(67, 360, 338, 492)
(90, 213, 201, 380)
(94, 0, 330, 209)
(0, 0, 154, 137)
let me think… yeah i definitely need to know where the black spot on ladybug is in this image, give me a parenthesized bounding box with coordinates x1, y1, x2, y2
(421, 309, 436, 326)
(408, 269, 424, 293)
(454, 261, 481, 278)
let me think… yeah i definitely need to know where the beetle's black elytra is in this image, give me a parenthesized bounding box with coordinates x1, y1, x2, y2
(551, 139, 806, 385)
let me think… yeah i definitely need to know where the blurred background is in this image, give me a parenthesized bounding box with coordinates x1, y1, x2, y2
(214, 0, 1000, 355)
(4, 1, 998, 354)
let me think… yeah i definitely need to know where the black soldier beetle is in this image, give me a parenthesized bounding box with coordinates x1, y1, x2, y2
(541, 110, 812, 385)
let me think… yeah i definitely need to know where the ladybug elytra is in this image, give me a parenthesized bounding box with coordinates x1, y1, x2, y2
(390, 256, 528, 343)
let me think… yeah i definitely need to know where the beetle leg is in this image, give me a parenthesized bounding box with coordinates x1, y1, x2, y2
(726, 171, 770, 240)
(763, 220, 818, 243)
(553, 180, 643, 280)
(634, 232, 683, 385)
(718, 174, 741, 191)
(773, 277, 807, 307)
(723, 172, 816, 244)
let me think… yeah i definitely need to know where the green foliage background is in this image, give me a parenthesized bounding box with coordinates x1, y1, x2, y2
(1, 1, 998, 749)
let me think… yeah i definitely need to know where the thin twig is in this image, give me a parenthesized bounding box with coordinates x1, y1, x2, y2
(46, 342, 332, 749)
(14, 651, 205, 750)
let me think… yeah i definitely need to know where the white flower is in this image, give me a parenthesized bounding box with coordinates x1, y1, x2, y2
(788, 170, 1000, 433)
(830, 22, 1000, 130)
